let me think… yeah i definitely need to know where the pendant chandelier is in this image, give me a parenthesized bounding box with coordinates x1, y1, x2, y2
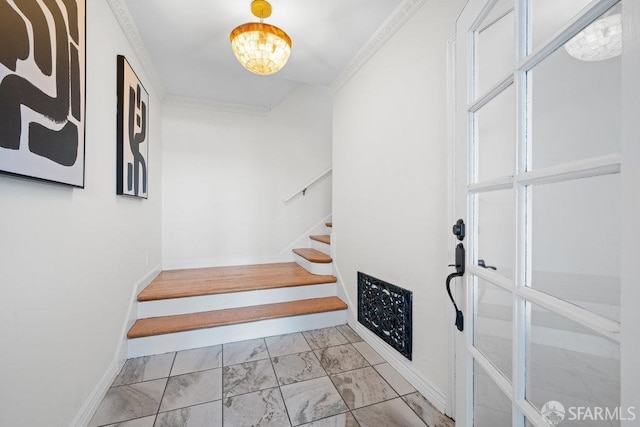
(230, 0, 292, 75)
(564, 8, 622, 61)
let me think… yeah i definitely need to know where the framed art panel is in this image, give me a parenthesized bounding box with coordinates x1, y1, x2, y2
(0, 0, 86, 187)
(116, 55, 149, 198)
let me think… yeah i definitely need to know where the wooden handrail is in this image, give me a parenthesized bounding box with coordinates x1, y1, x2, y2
(283, 167, 332, 203)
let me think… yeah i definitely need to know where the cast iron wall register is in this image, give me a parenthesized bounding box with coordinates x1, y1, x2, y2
(357, 272, 412, 360)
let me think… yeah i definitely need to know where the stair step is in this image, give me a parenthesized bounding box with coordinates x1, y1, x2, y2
(138, 262, 337, 302)
(137, 282, 337, 318)
(127, 309, 347, 357)
(310, 235, 331, 245)
(292, 248, 332, 263)
(326, 222, 333, 227)
(128, 296, 348, 339)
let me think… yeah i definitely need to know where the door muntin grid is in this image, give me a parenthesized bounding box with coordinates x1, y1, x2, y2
(465, 1, 622, 425)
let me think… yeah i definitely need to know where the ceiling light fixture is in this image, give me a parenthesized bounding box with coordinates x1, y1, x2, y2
(564, 10, 622, 61)
(230, 0, 292, 75)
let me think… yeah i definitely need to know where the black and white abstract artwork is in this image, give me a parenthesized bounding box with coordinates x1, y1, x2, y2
(0, 0, 86, 187)
(116, 55, 148, 198)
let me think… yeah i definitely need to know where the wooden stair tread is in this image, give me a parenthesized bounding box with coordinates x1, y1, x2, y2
(326, 222, 333, 227)
(127, 297, 348, 338)
(310, 235, 331, 245)
(293, 248, 332, 263)
(138, 262, 337, 302)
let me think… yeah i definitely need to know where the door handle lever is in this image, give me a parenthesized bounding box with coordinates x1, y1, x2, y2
(478, 259, 497, 270)
(447, 271, 464, 331)
(447, 221, 465, 332)
(446, 242, 465, 332)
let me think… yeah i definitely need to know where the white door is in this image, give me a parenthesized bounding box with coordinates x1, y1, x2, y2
(452, 0, 639, 425)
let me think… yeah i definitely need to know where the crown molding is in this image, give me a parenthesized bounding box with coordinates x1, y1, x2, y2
(331, 0, 427, 94)
(164, 96, 270, 116)
(106, 0, 166, 100)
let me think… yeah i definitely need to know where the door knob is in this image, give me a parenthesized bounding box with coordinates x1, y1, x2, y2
(452, 219, 465, 241)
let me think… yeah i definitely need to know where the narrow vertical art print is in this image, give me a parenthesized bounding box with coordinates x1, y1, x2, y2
(116, 55, 149, 198)
(0, 0, 86, 187)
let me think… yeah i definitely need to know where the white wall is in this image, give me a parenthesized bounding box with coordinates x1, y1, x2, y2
(333, 0, 464, 400)
(0, 1, 163, 425)
(162, 85, 332, 269)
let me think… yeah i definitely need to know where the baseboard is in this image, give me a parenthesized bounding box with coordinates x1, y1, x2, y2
(162, 255, 288, 271)
(70, 264, 161, 426)
(351, 321, 448, 413)
(69, 358, 122, 427)
(332, 256, 447, 413)
(118, 264, 163, 360)
(162, 214, 332, 271)
(331, 256, 358, 326)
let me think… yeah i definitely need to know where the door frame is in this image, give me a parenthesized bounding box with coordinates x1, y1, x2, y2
(620, 0, 640, 420)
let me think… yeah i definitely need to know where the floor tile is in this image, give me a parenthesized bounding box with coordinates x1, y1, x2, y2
(266, 332, 312, 357)
(581, 373, 620, 407)
(529, 362, 593, 402)
(335, 325, 363, 343)
(281, 376, 349, 426)
(104, 415, 156, 427)
(223, 338, 269, 366)
(155, 400, 222, 427)
(223, 359, 278, 397)
(330, 367, 397, 409)
(564, 348, 620, 380)
(530, 342, 574, 371)
(89, 379, 166, 426)
(171, 345, 222, 376)
(272, 351, 326, 385)
(91, 335, 457, 427)
(223, 387, 291, 426)
(352, 397, 427, 427)
(112, 353, 175, 386)
(315, 344, 369, 374)
(374, 363, 416, 395)
(303, 327, 349, 350)
(402, 392, 454, 427)
(475, 404, 511, 427)
(299, 412, 359, 427)
(159, 368, 222, 412)
(351, 341, 385, 365)
(475, 369, 512, 414)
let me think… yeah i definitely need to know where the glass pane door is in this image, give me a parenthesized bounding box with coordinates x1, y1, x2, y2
(455, 1, 623, 426)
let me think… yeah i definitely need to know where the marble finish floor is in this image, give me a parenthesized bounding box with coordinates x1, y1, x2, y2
(90, 325, 454, 427)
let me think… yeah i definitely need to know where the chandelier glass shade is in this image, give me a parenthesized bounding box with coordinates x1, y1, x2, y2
(564, 12, 622, 61)
(230, 1, 292, 75)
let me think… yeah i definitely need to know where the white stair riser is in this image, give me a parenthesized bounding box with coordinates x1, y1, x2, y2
(137, 283, 337, 318)
(311, 239, 331, 255)
(127, 310, 348, 358)
(293, 254, 333, 276)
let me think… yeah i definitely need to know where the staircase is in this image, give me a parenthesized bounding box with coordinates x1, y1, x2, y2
(127, 222, 346, 357)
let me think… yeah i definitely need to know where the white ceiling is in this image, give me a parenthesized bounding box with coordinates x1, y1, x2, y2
(121, 0, 404, 109)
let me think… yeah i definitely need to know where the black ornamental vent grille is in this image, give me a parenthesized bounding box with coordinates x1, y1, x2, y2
(357, 272, 412, 360)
